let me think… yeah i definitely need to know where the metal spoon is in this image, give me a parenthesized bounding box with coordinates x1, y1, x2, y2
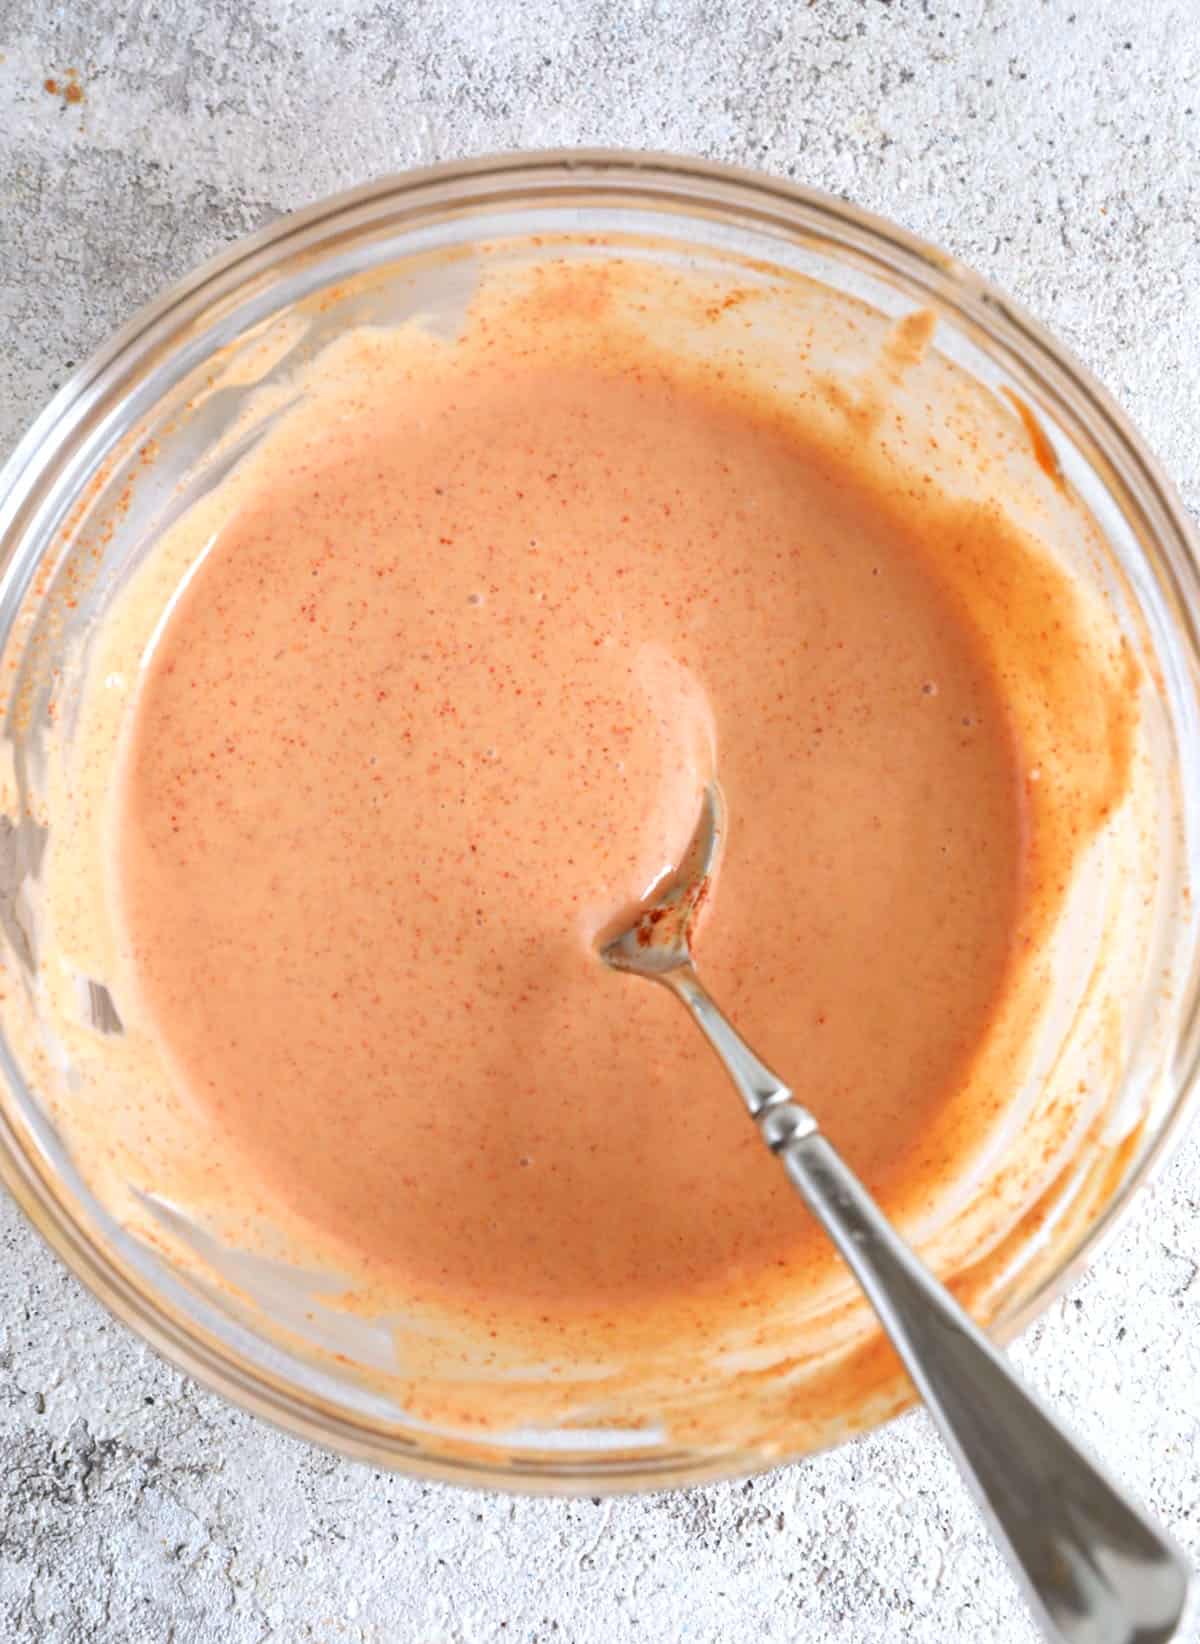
(601, 782, 1191, 1644)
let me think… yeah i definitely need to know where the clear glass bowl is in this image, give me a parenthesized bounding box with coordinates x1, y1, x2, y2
(1, 150, 1198, 1493)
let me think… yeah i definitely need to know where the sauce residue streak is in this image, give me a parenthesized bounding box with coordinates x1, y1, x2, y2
(25, 250, 1140, 1448)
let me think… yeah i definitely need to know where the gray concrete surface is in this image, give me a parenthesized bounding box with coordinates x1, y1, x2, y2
(1, 2, 1199, 1639)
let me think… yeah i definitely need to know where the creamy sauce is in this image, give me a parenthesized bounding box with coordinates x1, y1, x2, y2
(16, 250, 1141, 1447)
(118, 310, 1025, 1313)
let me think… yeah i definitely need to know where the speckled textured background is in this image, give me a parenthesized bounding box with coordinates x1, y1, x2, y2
(1, 2, 1198, 1640)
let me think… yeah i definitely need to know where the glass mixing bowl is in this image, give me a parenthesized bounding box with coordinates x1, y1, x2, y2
(0, 151, 1198, 1492)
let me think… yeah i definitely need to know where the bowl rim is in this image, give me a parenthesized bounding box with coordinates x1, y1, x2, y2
(2, 145, 1199, 1494)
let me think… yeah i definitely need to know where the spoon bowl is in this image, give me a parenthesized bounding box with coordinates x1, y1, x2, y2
(601, 782, 725, 976)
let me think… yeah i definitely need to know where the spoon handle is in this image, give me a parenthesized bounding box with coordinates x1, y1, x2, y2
(774, 1122, 1190, 1644)
(664, 969, 1191, 1644)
